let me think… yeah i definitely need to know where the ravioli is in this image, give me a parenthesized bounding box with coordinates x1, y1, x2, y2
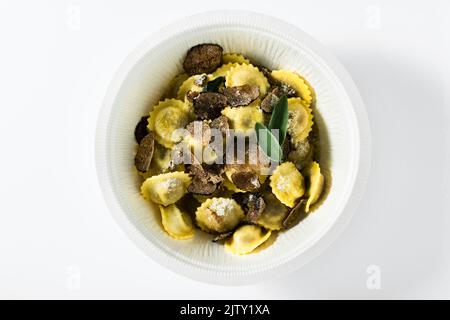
(148, 99, 192, 148)
(287, 98, 313, 144)
(222, 53, 250, 65)
(271, 70, 312, 106)
(225, 64, 269, 97)
(225, 225, 271, 255)
(224, 166, 266, 192)
(141, 171, 191, 206)
(195, 197, 244, 233)
(221, 105, 263, 134)
(257, 191, 289, 231)
(304, 161, 324, 212)
(160, 204, 195, 239)
(177, 74, 209, 100)
(211, 63, 239, 79)
(269, 162, 305, 208)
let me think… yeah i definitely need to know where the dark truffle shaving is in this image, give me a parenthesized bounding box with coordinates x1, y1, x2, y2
(183, 43, 223, 75)
(193, 92, 228, 120)
(134, 116, 149, 144)
(233, 192, 266, 223)
(134, 133, 155, 173)
(222, 84, 260, 107)
(283, 199, 308, 229)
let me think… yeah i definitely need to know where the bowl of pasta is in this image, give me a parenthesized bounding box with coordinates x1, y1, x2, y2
(96, 11, 371, 285)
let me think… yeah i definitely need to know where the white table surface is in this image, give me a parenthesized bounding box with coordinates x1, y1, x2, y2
(0, 0, 449, 299)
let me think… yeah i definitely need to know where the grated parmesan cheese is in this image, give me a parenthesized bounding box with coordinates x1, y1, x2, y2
(276, 175, 288, 192)
(209, 198, 234, 216)
(159, 178, 179, 191)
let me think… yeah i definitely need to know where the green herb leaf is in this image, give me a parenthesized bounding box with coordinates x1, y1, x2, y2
(203, 76, 225, 93)
(268, 94, 288, 145)
(255, 122, 282, 163)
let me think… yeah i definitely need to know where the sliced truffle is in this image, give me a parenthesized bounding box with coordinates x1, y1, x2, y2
(134, 116, 149, 144)
(212, 231, 233, 243)
(193, 92, 227, 120)
(256, 65, 297, 97)
(187, 164, 224, 195)
(283, 199, 308, 229)
(256, 65, 273, 83)
(288, 138, 313, 170)
(232, 192, 266, 223)
(260, 85, 296, 114)
(134, 133, 155, 173)
(186, 90, 200, 102)
(282, 134, 291, 160)
(210, 115, 230, 137)
(203, 164, 225, 183)
(187, 163, 204, 176)
(188, 176, 218, 194)
(183, 43, 223, 75)
(222, 84, 260, 107)
(231, 171, 261, 192)
(260, 87, 282, 113)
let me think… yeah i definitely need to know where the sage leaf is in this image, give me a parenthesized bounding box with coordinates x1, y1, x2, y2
(255, 122, 282, 163)
(203, 76, 225, 93)
(268, 94, 288, 145)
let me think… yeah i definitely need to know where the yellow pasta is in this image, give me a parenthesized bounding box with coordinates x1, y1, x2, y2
(141, 171, 191, 206)
(287, 97, 313, 144)
(148, 99, 191, 148)
(225, 64, 269, 97)
(222, 53, 250, 65)
(211, 63, 239, 79)
(225, 225, 271, 255)
(160, 204, 195, 240)
(195, 197, 244, 233)
(304, 161, 324, 212)
(257, 191, 289, 231)
(221, 105, 263, 134)
(271, 70, 312, 106)
(269, 162, 305, 208)
(177, 74, 208, 100)
(223, 166, 267, 192)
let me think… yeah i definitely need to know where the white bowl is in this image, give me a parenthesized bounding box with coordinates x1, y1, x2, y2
(95, 10, 371, 285)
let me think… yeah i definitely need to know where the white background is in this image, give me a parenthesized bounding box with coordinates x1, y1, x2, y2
(0, 0, 449, 299)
